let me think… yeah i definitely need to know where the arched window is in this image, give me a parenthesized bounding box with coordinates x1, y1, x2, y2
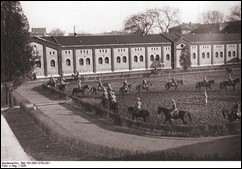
(150, 55, 154, 61)
(50, 60, 55, 67)
(98, 57, 103, 64)
(116, 56, 121, 63)
(66, 59, 71, 66)
(233, 51, 236, 57)
(134, 55, 138, 62)
(220, 52, 223, 58)
(166, 54, 170, 60)
(155, 54, 159, 61)
(215, 52, 218, 58)
(140, 55, 144, 62)
(122, 56, 127, 63)
(206, 52, 210, 58)
(79, 58, 84, 65)
(193, 53, 196, 59)
(202, 52, 205, 58)
(105, 57, 109, 64)
(86, 58, 91, 65)
(228, 51, 232, 57)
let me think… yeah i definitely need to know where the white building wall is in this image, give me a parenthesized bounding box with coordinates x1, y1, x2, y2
(95, 48, 112, 72)
(163, 46, 172, 68)
(239, 43, 241, 62)
(190, 45, 198, 67)
(30, 42, 45, 77)
(147, 46, 162, 69)
(130, 47, 146, 70)
(113, 48, 129, 71)
(199, 45, 212, 66)
(46, 47, 59, 76)
(62, 50, 74, 75)
(226, 44, 237, 63)
(213, 44, 225, 65)
(76, 49, 93, 74)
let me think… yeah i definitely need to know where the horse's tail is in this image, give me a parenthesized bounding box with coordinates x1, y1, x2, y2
(187, 112, 192, 121)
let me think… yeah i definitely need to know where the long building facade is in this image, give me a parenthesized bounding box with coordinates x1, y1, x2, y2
(29, 33, 241, 78)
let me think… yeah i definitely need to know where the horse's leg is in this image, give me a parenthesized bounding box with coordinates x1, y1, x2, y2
(168, 119, 172, 124)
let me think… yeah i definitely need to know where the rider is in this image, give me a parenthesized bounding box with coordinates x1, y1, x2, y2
(170, 99, 178, 117)
(203, 76, 208, 85)
(123, 79, 128, 91)
(59, 74, 66, 85)
(135, 98, 142, 113)
(228, 73, 233, 85)
(110, 91, 117, 104)
(102, 88, 109, 100)
(76, 71, 79, 80)
(171, 76, 176, 86)
(142, 77, 148, 88)
(231, 101, 240, 116)
(98, 79, 103, 90)
(78, 79, 82, 90)
(49, 75, 55, 85)
(107, 84, 112, 94)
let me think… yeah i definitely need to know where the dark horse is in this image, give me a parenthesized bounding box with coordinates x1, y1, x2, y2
(58, 83, 66, 92)
(135, 82, 152, 92)
(128, 106, 150, 123)
(196, 80, 215, 91)
(220, 78, 240, 91)
(72, 85, 89, 96)
(157, 106, 192, 125)
(119, 84, 132, 95)
(222, 109, 241, 122)
(102, 98, 109, 109)
(46, 80, 56, 88)
(109, 102, 119, 113)
(165, 81, 178, 91)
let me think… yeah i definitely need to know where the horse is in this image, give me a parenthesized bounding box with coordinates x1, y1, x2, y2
(109, 102, 119, 114)
(222, 109, 241, 122)
(72, 85, 89, 96)
(135, 82, 152, 92)
(157, 106, 192, 125)
(196, 80, 215, 91)
(46, 80, 56, 88)
(90, 85, 105, 95)
(220, 78, 240, 91)
(128, 106, 150, 123)
(119, 84, 132, 95)
(165, 81, 178, 91)
(58, 83, 66, 92)
(101, 98, 109, 109)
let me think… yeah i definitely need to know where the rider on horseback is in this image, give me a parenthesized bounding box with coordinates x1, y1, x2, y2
(78, 79, 82, 90)
(59, 74, 66, 85)
(98, 79, 103, 90)
(110, 91, 117, 104)
(228, 73, 233, 85)
(231, 101, 241, 117)
(49, 75, 55, 84)
(171, 76, 176, 86)
(170, 99, 178, 117)
(142, 78, 148, 88)
(123, 79, 129, 92)
(107, 84, 112, 94)
(203, 76, 208, 85)
(135, 98, 142, 114)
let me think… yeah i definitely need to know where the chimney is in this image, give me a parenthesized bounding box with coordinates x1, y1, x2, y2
(189, 22, 191, 26)
(74, 26, 77, 37)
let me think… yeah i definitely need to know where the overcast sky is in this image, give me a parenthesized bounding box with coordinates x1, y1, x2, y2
(20, 1, 240, 34)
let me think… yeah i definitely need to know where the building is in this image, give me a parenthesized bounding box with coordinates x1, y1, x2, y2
(29, 33, 241, 78)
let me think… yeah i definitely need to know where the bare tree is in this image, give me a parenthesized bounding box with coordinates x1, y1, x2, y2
(124, 10, 156, 35)
(50, 28, 65, 36)
(151, 6, 180, 33)
(227, 4, 241, 21)
(201, 10, 225, 24)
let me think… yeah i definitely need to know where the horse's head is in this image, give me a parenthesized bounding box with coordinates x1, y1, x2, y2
(84, 85, 89, 90)
(209, 80, 215, 85)
(234, 78, 240, 84)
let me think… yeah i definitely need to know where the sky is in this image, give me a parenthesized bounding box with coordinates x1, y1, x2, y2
(20, 1, 240, 34)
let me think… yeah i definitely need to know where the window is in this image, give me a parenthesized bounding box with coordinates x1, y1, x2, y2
(150, 55, 154, 61)
(233, 51, 236, 57)
(206, 52, 210, 58)
(105, 57, 109, 64)
(123, 56, 127, 63)
(50, 51, 52, 55)
(220, 52, 223, 58)
(202, 52, 205, 58)
(65, 51, 67, 54)
(155, 55, 159, 61)
(68, 51, 70, 54)
(166, 54, 170, 60)
(134, 55, 138, 62)
(79, 58, 84, 65)
(66, 59, 71, 66)
(98, 57, 103, 64)
(80, 50, 82, 54)
(50, 60, 55, 67)
(87, 50, 88, 54)
(53, 51, 55, 55)
(86, 58, 90, 65)
(140, 55, 144, 62)
(193, 53, 196, 59)
(215, 52, 218, 58)
(99, 50, 101, 53)
(117, 56, 121, 63)
(228, 51, 232, 57)
(118, 49, 120, 52)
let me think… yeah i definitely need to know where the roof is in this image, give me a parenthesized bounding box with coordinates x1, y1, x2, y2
(192, 24, 220, 34)
(39, 34, 171, 46)
(181, 33, 241, 42)
(31, 28, 46, 34)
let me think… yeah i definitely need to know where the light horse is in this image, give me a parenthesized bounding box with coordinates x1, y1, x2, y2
(135, 82, 152, 92)
(220, 78, 240, 91)
(157, 106, 192, 125)
(128, 106, 150, 123)
(165, 81, 178, 91)
(119, 84, 132, 95)
(196, 80, 215, 91)
(72, 85, 89, 96)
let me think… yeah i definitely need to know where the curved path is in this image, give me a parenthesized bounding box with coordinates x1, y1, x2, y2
(15, 82, 240, 155)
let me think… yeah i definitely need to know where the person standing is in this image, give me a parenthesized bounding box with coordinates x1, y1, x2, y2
(203, 90, 208, 105)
